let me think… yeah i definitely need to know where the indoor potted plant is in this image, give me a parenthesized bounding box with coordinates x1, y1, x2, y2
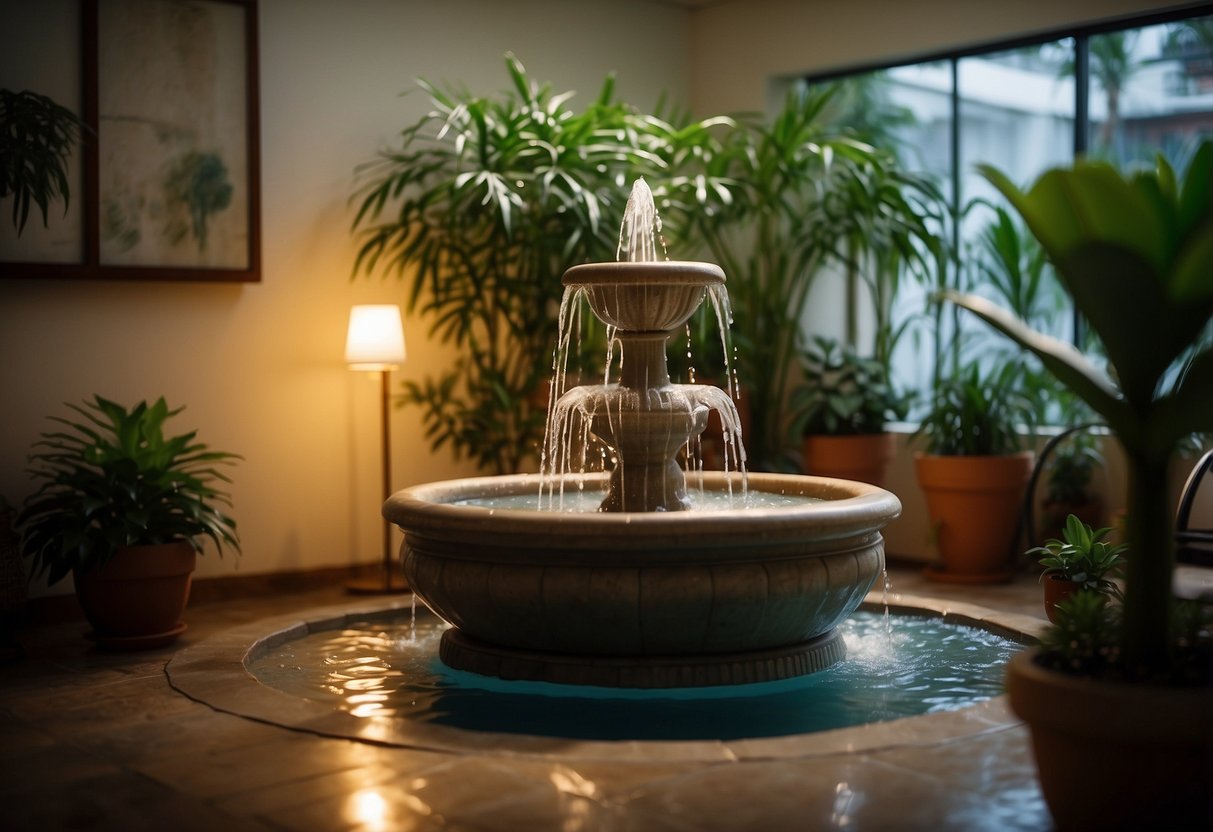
(17, 395, 240, 648)
(1029, 513, 1124, 623)
(945, 143, 1212, 829)
(914, 361, 1037, 583)
(793, 335, 909, 486)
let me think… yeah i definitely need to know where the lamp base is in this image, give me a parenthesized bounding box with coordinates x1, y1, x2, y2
(345, 570, 410, 595)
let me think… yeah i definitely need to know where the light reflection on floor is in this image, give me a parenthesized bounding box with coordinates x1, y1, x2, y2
(4, 564, 1059, 831)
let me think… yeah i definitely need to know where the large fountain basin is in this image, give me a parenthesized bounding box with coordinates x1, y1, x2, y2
(385, 472, 901, 671)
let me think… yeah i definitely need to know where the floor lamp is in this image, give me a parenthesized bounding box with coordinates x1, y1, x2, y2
(345, 305, 410, 594)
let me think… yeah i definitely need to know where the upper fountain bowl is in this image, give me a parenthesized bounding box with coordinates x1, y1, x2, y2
(563, 261, 725, 333)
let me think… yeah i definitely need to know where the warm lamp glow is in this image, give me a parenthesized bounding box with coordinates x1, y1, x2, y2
(345, 305, 406, 370)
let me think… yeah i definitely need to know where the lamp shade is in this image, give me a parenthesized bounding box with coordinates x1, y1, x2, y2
(345, 305, 406, 370)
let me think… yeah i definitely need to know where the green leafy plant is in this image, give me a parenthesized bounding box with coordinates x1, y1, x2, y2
(352, 63, 945, 474)
(17, 396, 240, 586)
(1036, 591, 1123, 676)
(1044, 431, 1102, 505)
(1040, 592, 1211, 685)
(0, 89, 85, 235)
(792, 336, 909, 436)
(915, 362, 1036, 456)
(1031, 514, 1124, 600)
(658, 84, 943, 469)
(974, 205, 1057, 326)
(350, 55, 724, 474)
(945, 142, 1213, 679)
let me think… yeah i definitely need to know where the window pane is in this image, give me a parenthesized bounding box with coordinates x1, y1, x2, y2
(1090, 15, 1213, 171)
(955, 42, 1076, 416)
(883, 62, 954, 180)
(959, 42, 1075, 189)
(811, 64, 953, 417)
(799, 11, 1212, 429)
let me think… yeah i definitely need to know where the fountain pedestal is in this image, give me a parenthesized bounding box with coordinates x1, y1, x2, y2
(440, 624, 847, 688)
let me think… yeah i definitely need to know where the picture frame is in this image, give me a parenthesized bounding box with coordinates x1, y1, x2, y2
(0, 0, 260, 282)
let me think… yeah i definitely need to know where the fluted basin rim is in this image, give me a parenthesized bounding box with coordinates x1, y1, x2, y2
(383, 471, 902, 553)
(562, 260, 725, 286)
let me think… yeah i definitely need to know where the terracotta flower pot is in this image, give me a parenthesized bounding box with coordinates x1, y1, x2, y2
(1006, 649, 1213, 831)
(803, 433, 896, 487)
(915, 451, 1033, 584)
(1042, 574, 1082, 623)
(73, 541, 196, 649)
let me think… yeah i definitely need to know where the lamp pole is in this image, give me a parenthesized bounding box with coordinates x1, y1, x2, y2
(345, 305, 409, 595)
(378, 365, 393, 591)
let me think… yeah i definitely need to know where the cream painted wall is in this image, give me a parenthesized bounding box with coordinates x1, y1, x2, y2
(0, 0, 691, 596)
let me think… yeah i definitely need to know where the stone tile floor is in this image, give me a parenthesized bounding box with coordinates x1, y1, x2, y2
(1, 563, 1059, 831)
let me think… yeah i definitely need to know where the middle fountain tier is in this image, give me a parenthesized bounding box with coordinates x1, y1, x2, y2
(553, 259, 732, 513)
(385, 179, 902, 688)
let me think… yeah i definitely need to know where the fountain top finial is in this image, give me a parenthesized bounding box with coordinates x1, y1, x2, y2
(562, 177, 724, 332)
(618, 177, 662, 263)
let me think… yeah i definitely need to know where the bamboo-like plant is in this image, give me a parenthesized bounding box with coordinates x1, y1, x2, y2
(18, 396, 240, 586)
(828, 149, 944, 368)
(351, 64, 946, 474)
(945, 143, 1213, 679)
(351, 56, 727, 474)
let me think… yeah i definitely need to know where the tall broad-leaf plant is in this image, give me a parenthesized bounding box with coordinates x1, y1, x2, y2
(944, 143, 1213, 678)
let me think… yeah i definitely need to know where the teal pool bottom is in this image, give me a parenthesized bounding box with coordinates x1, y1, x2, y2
(248, 608, 1023, 742)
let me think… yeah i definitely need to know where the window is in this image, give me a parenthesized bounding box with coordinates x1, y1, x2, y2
(807, 8, 1213, 423)
(1090, 19, 1213, 170)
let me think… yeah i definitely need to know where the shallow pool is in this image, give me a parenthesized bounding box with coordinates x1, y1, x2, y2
(248, 607, 1022, 741)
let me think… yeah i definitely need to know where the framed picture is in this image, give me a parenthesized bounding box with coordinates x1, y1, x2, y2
(0, 0, 260, 282)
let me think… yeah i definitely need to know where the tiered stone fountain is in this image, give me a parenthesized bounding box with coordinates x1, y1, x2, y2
(384, 181, 901, 688)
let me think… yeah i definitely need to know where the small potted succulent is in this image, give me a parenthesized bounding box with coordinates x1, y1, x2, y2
(793, 335, 909, 486)
(18, 396, 240, 648)
(1029, 514, 1124, 622)
(913, 361, 1037, 583)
